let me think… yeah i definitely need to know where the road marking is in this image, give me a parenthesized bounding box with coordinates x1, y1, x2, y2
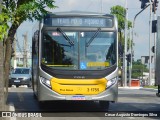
(127, 117, 135, 119)
(17, 93, 24, 102)
(9, 105, 16, 120)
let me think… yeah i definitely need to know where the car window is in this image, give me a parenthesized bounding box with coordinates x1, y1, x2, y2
(13, 68, 30, 74)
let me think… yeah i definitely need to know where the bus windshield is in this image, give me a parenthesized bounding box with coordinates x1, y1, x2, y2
(41, 30, 116, 70)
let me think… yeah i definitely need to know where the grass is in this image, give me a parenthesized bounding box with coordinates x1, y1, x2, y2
(143, 85, 158, 89)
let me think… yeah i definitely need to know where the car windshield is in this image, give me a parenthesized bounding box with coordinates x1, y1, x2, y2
(41, 30, 116, 70)
(12, 68, 30, 74)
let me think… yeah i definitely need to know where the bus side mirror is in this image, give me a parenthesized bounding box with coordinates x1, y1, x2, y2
(118, 42, 123, 57)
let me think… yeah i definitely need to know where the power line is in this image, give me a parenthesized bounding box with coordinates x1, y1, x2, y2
(85, 1, 94, 11)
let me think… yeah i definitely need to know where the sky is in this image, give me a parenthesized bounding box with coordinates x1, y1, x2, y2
(16, 0, 160, 60)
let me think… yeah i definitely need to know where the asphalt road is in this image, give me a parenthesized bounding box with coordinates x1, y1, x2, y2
(6, 86, 160, 120)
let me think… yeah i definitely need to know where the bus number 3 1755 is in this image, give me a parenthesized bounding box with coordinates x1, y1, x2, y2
(87, 88, 99, 92)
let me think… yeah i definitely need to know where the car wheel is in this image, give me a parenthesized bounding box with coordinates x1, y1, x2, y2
(27, 81, 32, 88)
(8, 84, 12, 87)
(16, 85, 19, 88)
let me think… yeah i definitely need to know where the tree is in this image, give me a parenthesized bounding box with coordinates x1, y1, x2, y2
(1, 0, 57, 102)
(110, 5, 132, 49)
(132, 59, 149, 78)
(0, 2, 10, 112)
(0, 6, 9, 41)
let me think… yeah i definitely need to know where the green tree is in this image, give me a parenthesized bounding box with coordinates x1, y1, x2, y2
(1, 0, 57, 102)
(110, 5, 132, 49)
(0, 2, 10, 112)
(132, 59, 149, 78)
(0, 6, 10, 41)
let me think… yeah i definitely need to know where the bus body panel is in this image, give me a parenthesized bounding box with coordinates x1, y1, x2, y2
(37, 66, 118, 102)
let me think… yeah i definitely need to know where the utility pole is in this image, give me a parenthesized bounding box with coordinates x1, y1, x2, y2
(129, 29, 132, 87)
(149, 0, 153, 85)
(22, 32, 28, 67)
(124, 0, 128, 87)
(153, 0, 158, 86)
(100, 0, 103, 13)
(153, 13, 156, 86)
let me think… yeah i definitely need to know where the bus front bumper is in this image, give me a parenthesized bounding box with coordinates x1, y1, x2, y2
(37, 80, 118, 102)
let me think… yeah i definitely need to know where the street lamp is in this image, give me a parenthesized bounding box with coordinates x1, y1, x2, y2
(131, 4, 150, 87)
(124, 0, 128, 87)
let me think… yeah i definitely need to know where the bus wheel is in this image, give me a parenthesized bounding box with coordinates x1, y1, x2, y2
(99, 101, 109, 110)
(38, 101, 46, 109)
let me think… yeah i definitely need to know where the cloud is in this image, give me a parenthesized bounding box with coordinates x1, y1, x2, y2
(53, 0, 126, 13)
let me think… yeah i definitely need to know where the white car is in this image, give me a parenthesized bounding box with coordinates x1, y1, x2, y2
(9, 67, 32, 88)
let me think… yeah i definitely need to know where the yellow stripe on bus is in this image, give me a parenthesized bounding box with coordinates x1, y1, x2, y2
(87, 62, 110, 67)
(50, 78, 107, 95)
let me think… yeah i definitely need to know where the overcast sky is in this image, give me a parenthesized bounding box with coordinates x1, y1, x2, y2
(17, 0, 160, 60)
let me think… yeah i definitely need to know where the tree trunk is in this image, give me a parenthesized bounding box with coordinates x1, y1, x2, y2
(4, 24, 18, 102)
(0, 41, 5, 111)
(0, 1, 5, 112)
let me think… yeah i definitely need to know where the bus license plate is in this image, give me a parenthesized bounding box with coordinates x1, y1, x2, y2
(14, 80, 20, 82)
(72, 96, 85, 100)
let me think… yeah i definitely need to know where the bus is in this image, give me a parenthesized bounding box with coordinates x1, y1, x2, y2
(32, 12, 118, 109)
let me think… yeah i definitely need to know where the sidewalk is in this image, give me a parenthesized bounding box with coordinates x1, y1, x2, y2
(118, 86, 143, 89)
(118, 86, 158, 91)
(2, 104, 16, 120)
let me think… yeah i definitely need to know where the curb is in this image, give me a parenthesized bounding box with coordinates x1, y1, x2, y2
(118, 87, 143, 89)
(118, 87, 158, 91)
(9, 104, 15, 111)
(140, 88, 158, 91)
(9, 104, 16, 120)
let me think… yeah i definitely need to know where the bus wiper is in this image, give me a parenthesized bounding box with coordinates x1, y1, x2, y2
(57, 28, 74, 46)
(86, 28, 101, 47)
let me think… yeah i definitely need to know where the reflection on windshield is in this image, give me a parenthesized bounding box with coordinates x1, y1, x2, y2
(42, 31, 76, 69)
(42, 31, 116, 70)
(80, 32, 116, 70)
(13, 69, 29, 74)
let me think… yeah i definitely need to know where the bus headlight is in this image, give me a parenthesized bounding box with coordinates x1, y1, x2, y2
(41, 77, 51, 88)
(107, 77, 117, 88)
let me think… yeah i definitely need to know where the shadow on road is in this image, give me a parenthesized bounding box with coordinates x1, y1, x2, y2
(7, 91, 108, 112)
(7, 91, 160, 112)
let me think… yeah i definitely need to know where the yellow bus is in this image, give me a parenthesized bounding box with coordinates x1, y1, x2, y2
(32, 12, 118, 109)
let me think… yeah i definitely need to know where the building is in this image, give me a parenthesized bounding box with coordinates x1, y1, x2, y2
(11, 51, 32, 68)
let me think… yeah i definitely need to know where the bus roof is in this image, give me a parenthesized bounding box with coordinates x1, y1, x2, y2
(45, 11, 114, 18)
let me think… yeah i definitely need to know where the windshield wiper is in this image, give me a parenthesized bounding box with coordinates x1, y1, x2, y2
(86, 28, 101, 47)
(57, 28, 74, 46)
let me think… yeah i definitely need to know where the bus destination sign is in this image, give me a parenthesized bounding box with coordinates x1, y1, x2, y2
(44, 17, 113, 27)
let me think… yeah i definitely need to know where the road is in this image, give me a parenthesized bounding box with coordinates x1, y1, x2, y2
(6, 86, 160, 120)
